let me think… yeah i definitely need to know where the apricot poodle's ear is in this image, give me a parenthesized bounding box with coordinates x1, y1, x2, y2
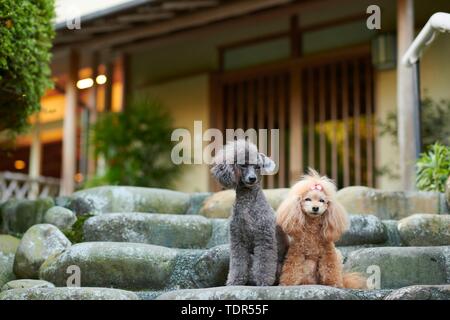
(211, 163, 238, 189)
(276, 194, 304, 235)
(322, 200, 349, 242)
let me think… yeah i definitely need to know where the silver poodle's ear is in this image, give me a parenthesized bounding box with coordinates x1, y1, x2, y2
(211, 163, 238, 189)
(259, 153, 276, 175)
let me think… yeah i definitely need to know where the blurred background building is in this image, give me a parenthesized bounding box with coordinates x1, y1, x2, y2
(1, 0, 449, 197)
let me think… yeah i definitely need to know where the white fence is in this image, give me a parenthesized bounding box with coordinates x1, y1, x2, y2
(0, 171, 61, 201)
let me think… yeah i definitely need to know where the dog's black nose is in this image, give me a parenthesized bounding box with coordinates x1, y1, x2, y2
(248, 176, 256, 183)
(312, 207, 319, 212)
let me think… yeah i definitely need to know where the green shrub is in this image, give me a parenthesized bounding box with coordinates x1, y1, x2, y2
(378, 97, 450, 148)
(62, 214, 93, 244)
(416, 142, 450, 192)
(87, 97, 182, 188)
(0, 0, 55, 135)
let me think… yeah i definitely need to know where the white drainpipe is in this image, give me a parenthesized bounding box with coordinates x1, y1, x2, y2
(402, 12, 450, 66)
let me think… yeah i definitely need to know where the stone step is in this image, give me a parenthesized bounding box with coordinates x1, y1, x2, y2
(0, 198, 54, 234)
(157, 285, 359, 300)
(155, 284, 450, 300)
(71, 186, 192, 215)
(0, 287, 138, 300)
(337, 186, 448, 219)
(82, 213, 391, 248)
(39, 242, 229, 291)
(397, 214, 450, 246)
(344, 246, 450, 289)
(2, 186, 448, 235)
(200, 187, 448, 219)
(83, 213, 227, 249)
(199, 189, 289, 218)
(37, 240, 450, 292)
(1, 279, 55, 292)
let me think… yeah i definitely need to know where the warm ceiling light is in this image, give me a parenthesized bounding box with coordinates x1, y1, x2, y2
(76, 78, 94, 89)
(96, 75, 107, 85)
(14, 160, 26, 170)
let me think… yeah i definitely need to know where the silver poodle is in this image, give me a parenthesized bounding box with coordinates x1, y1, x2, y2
(211, 139, 288, 286)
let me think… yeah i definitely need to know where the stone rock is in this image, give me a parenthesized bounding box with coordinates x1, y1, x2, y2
(381, 220, 402, 246)
(44, 206, 77, 230)
(39, 242, 229, 291)
(72, 186, 190, 214)
(398, 214, 450, 246)
(13, 224, 71, 279)
(0, 287, 138, 300)
(186, 192, 212, 215)
(157, 285, 359, 300)
(167, 244, 229, 289)
(135, 290, 167, 300)
(200, 189, 289, 218)
(0, 235, 20, 255)
(83, 213, 213, 249)
(439, 193, 449, 214)
(0, 198, 54, 234)
(337, 186, 440, 219)
(384, 285, 450, 300)
(0, 253, 15, 288)
(446, 176, 450, 210)
(207, 219, 229, 248)
(351, 289, 394, 300)
(344, 246, 450, 289)
(337, 215, 387, 246)
(65, 197, 95, 216)
(1, 279, 54, 292)
(0, 235, 20, 287)
(199, 190, 235, 218)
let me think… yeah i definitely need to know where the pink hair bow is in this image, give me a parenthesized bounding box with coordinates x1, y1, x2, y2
(310, 184, 323, 191)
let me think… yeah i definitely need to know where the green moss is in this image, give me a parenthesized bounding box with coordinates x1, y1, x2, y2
(0, 0, 55, 135)
(62, 215, 93, 244)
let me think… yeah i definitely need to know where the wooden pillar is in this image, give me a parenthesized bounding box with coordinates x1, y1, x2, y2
(289, 14, 303, 186)
(29, 115, 41, 199)
(87, 51, 99, 179)
(104, 57, 114, 112)
(289, 70, 303, 185)
(61, 49, 79, 196)
(120, 53, 130, 110)
(29, 116, 41, 179)
(397, 0, 417, 190)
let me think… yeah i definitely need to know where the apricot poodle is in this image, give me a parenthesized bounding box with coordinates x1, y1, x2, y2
(276, 169, 366, 289)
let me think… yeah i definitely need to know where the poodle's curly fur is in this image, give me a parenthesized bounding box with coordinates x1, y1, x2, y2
(211, 139, 288, 286)
(276, 169, 366, 289)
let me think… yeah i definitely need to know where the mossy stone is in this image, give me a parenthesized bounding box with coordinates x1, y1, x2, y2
(72, 186, 190, 214)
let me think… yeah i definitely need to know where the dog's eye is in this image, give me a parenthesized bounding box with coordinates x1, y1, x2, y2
(305, 198, 311, 202)
(319, 199, 325, 203)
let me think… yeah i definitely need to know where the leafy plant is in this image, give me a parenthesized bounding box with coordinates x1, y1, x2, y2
(62, 214, 93, 244)
(416, 142, 450, 192)
(378, 97, 450, 147)
(87, 97, 182, 188)
(0, 0, 55, 135)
